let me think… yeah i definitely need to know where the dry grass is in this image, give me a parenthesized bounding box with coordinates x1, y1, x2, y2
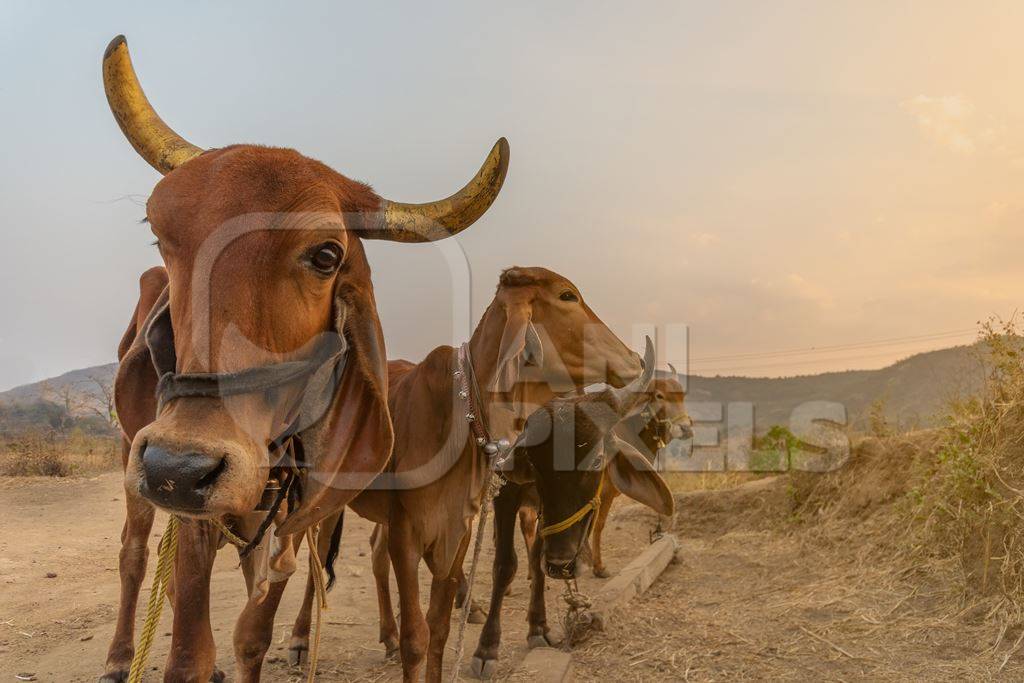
(661, 470, 763, 494)
(0, 430, 120, 477)
(568, 322, 1024, 679)
(894, 321, 1024, 623)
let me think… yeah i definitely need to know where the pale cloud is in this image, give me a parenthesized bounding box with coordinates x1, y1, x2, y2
(785, 273, 835, 310)
(745, 274, 836, 312)
(689, 232, 720, 247)
(901, 94, 977, 154)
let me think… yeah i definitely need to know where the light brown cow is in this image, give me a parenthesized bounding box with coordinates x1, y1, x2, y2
(287, 266, 642, 682)
(100, 35, 509, 683)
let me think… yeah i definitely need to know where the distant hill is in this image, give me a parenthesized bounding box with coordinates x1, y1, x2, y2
(686, 343, 986, 433)
(0, 363, 118, 411)
(0, 343, 990, 435)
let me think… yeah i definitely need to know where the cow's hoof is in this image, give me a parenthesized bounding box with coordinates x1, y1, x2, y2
(210, 670, 226, 683)
(470, 656, 497, 679)
(468, 602, 487, 624)
(288, 645, 308, 666)
(593, 566, 611, 578)
(384, 638, 400, 660)
(99, 672, 127, 683)
(527, 633, 557, 649)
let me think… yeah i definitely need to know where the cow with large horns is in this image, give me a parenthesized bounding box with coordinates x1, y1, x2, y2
(100, 35, 509, 683)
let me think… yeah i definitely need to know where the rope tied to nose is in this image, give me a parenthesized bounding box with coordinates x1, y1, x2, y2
(212, 515, 328, 683)
(449, 343, 511, 683)
(127, 515, 179, 683)
(560, 578, 598, 650)
(127, 480, 328, 683)
(449, 471, 503, 683)
(304, 525, 329, 683)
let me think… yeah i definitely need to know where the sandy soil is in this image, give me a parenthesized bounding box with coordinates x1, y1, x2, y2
(4, 470, 1022, 682)
(575, 479, 1024, 682)
(0, 472, 643, 682)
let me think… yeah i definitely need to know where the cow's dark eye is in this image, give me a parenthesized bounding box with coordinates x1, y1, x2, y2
(559, 290, 579, 302)
(655, 391, 665, 401)
(308, 242, 343, 273)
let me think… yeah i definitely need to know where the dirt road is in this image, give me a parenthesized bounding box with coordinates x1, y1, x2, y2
(0, 473, 646, 682)
(5, 471, 1021, 682)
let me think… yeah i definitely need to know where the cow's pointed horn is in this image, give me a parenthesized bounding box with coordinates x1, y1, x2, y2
(362, 138, 510, 242)
(637, 336, 656, 389)
(103, 36, 204, 175)
(668, 362, 678, 376)
(607, 337, 656, 413)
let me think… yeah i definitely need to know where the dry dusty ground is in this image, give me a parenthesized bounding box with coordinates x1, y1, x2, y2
(3, 469, 1024, 681)
(0, 472, 642, 682)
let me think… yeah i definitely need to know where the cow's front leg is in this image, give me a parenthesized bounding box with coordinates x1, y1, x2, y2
(470, 483, 522, 679)
(234, 517, 296, 682)
(165, 519, 219, 683)
(233, 577, 288, 682)
(424, 532, 471, 683)
(518, 505, 538, 582)
(101, 478, 155, 683)
(526, 532, 556, 648)
(370, 523, 400, 658)
(288, 566, 315, 666)
(390, 508, 428, 682)
(287, 515, 338, 666)
(591, 479, 617, 578)
(453, 564, 487, 624)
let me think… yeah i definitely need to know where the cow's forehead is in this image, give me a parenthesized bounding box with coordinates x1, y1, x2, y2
(498, 266, 576, 294)
(146, 145, 377, 240)
(652, 377, 685, 395)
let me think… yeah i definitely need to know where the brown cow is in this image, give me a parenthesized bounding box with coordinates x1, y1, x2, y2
(100, 35, 509, 683)
(469, 343, 675, 678)
(287, 266, 642, 681)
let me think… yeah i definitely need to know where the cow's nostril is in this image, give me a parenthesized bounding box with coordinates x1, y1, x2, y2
(196, 457, 227, 490)
(139, 443, 226, 512)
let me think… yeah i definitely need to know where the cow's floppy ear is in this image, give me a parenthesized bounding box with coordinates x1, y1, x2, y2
(114, 275, 170, 441)
(607, 434, 674, 517)
(490, 304, 543, 392)
(278, 246, 394, 535)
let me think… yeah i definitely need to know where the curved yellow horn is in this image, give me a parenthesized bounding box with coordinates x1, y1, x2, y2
(361, 137, 510, 242)
(103, 35, 204, 174)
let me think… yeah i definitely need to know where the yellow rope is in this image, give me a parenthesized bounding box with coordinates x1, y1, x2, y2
(539, 477, 604, 538)
(305, 525, 328, 683)
(126, 515, 325, 682)
(128, 515, 179, 683)
(449, 472, 503, 683)
(211, 518, 249, 548)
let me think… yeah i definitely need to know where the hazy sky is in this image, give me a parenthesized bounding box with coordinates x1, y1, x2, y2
(1, 1, 1022, 391)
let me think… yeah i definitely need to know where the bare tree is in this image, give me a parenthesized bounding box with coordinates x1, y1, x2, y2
(79, 374, 119, 431)
(39, 381, 81, 435)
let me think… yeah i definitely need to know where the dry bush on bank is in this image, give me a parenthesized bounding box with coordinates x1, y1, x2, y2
(0, 430, 120, 477)
(901, 321, 1024, 616)
(784, 321, 1024, 624)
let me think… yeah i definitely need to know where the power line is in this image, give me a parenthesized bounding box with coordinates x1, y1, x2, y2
(688, 328, 977, 363)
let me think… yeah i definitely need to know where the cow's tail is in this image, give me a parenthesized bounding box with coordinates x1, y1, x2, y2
(324, 509, 346, 592)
